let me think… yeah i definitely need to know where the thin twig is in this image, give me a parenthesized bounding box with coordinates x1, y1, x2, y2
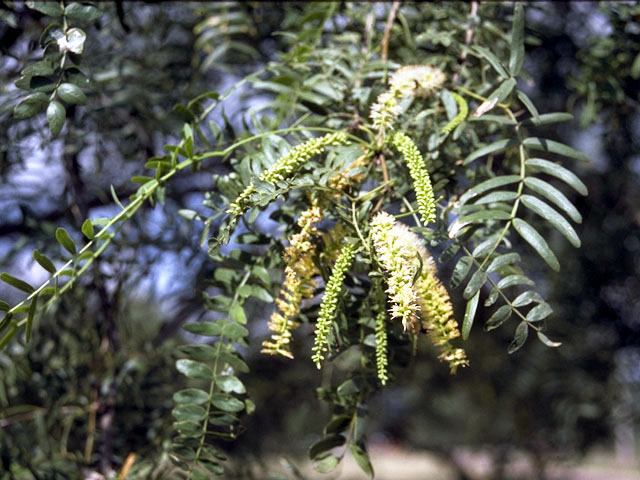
(452, 1, 479, 85)
(381, 1, 401, 83)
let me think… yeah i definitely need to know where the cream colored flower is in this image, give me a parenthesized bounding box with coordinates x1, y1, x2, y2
(390, 65, 445, 98)
(370, 211, 468, 373)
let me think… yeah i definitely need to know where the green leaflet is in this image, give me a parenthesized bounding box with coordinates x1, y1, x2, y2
(512, 218, 560, 271)
(520, 194, 581, 247)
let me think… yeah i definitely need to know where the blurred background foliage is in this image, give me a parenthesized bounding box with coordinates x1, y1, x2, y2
(0, 1, 638, 479)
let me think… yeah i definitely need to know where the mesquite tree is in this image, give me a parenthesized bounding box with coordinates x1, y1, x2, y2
(0, 2, 592, 477)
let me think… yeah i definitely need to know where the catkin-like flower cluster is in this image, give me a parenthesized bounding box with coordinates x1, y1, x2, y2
(392, 132, 436, 226)
(227, 131, 348, 216)
(311, 242, 356, 369)
(262, 205, 323, 359)
(370, 65, 446, 132)
(375, 309, 389, 385)
(390, 65, 446, 98)
(370, 211, 421, 331)
(370, 211, 468, 373)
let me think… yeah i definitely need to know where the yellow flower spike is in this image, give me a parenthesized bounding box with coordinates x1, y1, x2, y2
(392, 132, 437, 226)
(414, 249, 469, 374)
(311, 242, 356, 369)
(261, 203, 323, 359)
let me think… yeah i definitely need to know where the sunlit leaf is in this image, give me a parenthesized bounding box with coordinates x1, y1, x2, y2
(55, 227, 76, 255)
(512, 218, 560, 271)
(521, 194, 580, 247)
(525, 158, 588, 196)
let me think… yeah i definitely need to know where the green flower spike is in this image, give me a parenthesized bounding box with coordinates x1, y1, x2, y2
(375, 309, 389, 385)
(392, 132, 436, 226)
(311, 242, 356, 369)
(227, 131, 348, 216)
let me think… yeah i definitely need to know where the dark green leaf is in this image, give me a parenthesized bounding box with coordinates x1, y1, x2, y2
(473, 46, 509, 78)
(211, 394, 245, 413)
(0, 273, 35, 293)
(522, 112, 573, 126)
(14, 93, 49, 119)
(438, 243, 460, 263)
(523, 137, 589, 162)
(175, 359, 212, 380)
(198, 460, 224, 475)
(55, 227, 76, 255)
(526, 302, 553, 322)
(464, 270, 486, 300)
(173, 404, 206, 422)
(309, 434, 346, 460)
(512, 218, 560, 271)
(462, 291, 480, 340)
(173, 388, 209, 405)
(451, 256, 473, 289)
(512, 290, 544, 307)
(222, 322, 249, 340)
(509, 3, 525, 75)
(521, 194, 580, 247)
(33, 250, 56, 274)
(485, 305, 512, 331)
(0, 301, 9, 312)
(449, 210, 512, 238)
(47, 101, 65, 137)
(525, 158, 588, 196)
(487, 253, 521, 272)
(209, 413, 238, 426)
(57, 83, 87, 105)
(173, 420, 201, 438)
(474, 190, 518, 205)
(537, 331, 562, 347)
(459, 175, 520, 205)
(508, 321, 529, 353)
(463, 139, 518, 165)
(178, 344, 217, 362)
(215, 375, 246, 394)
(26, 1, 63, 16)
(497, 274, 535, 290)
(350, 444, 374, 478)
(473, 237, 496, 259)
(324, 415, 351, 435)
(182, 322, 222, 336)
(64, 66, 91, 88)
(632, 52, 640, 79)
(219, 352, 250, 374)
(25, 294, 38, 343)
(64, 3, 102, 23)
(81, 219, 95, 239)
(516, 90, 539, 117)
(337, 377, 362, 396)
(524, 177, 582, 223)
(0, 325, 18, 350)
(489, 77, 517, 104)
